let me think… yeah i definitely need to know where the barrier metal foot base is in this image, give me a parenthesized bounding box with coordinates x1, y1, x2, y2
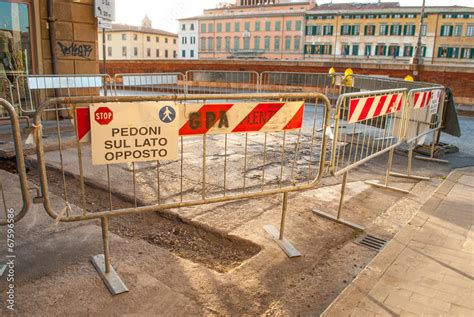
(414, 156, 449, 164)
(0, 264, 6, 276)
(263, 224, 301, 258)
(312, 209, 364, 231)
(90, 254, 129, 296)
(365, 180, 410, 194)
(389, 172, 430, 181)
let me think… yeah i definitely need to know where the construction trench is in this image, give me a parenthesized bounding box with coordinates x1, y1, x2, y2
(0, 72, 466, 315)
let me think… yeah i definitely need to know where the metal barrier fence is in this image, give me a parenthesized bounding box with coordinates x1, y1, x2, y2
(113, 73, 186, 96)
(389, 86, 447, 183)
(260, 72, 350, 105)
(351, 75, 436, 92)
(313, 88, 409, 230)
(32, 92, 331, 294)
(15, 74, 113, 113)
(185, 70, 260, 94)
(0, 98, 30, 225)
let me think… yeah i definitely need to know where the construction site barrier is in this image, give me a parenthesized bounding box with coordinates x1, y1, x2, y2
(259, 71, 350, 105)
(185, 70, 260, 94)
(388, 86, 447, 183)
(31, 92, 331, 294)
(0, 98, 30, 225)
(15, 74, 113, 113)
(113, 72, 186, 96)
(313, 88, 409, 230)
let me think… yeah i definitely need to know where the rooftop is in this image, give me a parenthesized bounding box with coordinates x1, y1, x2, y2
(107, 24, 177, 37)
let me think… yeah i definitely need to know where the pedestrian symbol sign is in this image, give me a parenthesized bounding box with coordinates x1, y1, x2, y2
(90, 102, 179, 165)
(159, 106, 176, 123)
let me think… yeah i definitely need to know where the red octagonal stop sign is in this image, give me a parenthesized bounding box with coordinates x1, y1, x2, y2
(94, 107, 113, 125)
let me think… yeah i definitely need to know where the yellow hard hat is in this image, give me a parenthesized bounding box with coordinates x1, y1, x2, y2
(404, 75, 414, 82)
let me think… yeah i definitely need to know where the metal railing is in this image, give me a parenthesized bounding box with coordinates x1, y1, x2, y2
(113, 72, 186, 96)
(185, 70, 260, 94)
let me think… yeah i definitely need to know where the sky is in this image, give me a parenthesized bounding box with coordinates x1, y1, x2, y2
(115, 0, 474, 33)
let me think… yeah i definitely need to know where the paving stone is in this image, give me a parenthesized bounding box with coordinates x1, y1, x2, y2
(323, 168, 474, 317)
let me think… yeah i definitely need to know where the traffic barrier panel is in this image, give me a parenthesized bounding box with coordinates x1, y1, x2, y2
(185, 70, 260, 94)
(389, 86, 447, 182)
(33, 92, 332, 294)
(312, 88, 409, 230)
(113, 72, 186, 96)
(15, 74, 113, 114)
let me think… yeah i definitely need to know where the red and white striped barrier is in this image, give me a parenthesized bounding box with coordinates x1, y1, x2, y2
(74, 101, 305, 142)
(348, 92, 404, 124)
(413, 91, 432, 109)
(179, 101, 304, 135)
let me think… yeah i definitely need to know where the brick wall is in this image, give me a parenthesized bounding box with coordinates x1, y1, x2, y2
(100, 59, 474, 103)
(38, 0, 99, 74)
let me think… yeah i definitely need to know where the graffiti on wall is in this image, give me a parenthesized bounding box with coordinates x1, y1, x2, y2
(57, 42, 93, 58)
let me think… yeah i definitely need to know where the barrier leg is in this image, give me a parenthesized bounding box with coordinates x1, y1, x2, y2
(390, 142, 430, 181)
(264, 192, 301, 258)
(414, 130, 448, 164)
(366, 148, 410, 194)
(90, 217, 129, 295)
(312, 172, 364, 231)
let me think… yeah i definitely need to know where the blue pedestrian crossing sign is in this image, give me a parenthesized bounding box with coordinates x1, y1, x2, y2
(159, 105, 176, 123)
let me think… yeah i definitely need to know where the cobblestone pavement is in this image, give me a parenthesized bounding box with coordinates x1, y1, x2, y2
(322, 167, 474, 317)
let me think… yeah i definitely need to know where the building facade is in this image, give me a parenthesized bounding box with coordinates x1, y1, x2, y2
(98, 17, 178, 60)
(304, 3, 474, 65)
(179, 0, 314, 60)
(177, 0, 474, 65)
(178, 19, 199, 59)
(1, 0, 99, 77)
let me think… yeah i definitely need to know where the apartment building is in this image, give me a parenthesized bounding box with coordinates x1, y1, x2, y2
(99, 16, 178, 60)
(179, 0, 314, 60)
(178, 19, 199, 59)
(178, 1, 474, 65)
(304, 2, 474, 64)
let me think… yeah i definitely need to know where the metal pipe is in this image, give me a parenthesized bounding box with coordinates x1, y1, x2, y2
(336, 172, 348, 220)
(47, 0, 59, 74)
(101, 217, 111, 273)
(279, 192, 288, 240)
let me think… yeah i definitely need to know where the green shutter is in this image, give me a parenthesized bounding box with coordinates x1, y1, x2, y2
(438, 47, 443, 57)
(447, 47, 453, 58)
(341, 25, 344, 34)
(440, 25, 445, 36)
(449, 26, 453, 36)
(461, 48, 465, 59)
(403, 25, 407, 35)
(330, 26, 334, 35)
(364, 25, 368, 35)
(390, 25, 394, 35)
(383, 46, 387, 55)
(412, 25, 416, 36)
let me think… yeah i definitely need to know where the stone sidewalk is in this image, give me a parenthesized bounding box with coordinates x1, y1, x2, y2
(322, 167, 474, 317)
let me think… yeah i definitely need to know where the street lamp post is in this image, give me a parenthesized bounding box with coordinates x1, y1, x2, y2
(411, 0, 426, 65)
